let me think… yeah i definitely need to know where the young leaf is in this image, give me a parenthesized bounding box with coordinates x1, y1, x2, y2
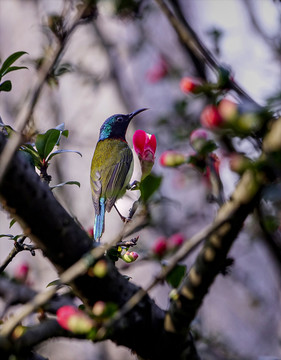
(0, 234, 14, 239)
(0, 80, 12, 92)
(50, 181, 80, 190)
(35, 129, 61, 160)
(0, 51, 28, 78)
(166, 264, 186, 288)
(47, 149, 82, 161)
(20, 144, 41, 167)
(140, 173, 162, 203)
(9, 218, 17, 228)
(2, 65, 28, 76)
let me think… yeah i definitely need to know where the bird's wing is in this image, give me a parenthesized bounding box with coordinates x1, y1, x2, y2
(105, 147, 133, 212)
(91, 170, 102, 215)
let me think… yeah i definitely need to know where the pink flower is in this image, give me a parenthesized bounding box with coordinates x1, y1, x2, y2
(57, 305, 94, 334)
(133, 129, 157, 179)
(180, 77, 202, 94)
(168, 233, 184, 248)
(200, 105, 223, 129)
(152, 237, 167, 257)
(146, 56, 169, 83)
(159, 150, 187, 167)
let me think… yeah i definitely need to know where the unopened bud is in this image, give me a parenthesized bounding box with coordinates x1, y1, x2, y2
(200, 105, 223, 129)
(180, 77, 203, 94)
(190, 128, 209, 153)
(121, 251, 139, 263)
(160, 150, 187, 167)
(92, 301, 106, 317)
(152, 237, 167, 257)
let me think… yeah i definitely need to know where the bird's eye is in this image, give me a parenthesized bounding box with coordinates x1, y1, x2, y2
(116, 117, 123, 122)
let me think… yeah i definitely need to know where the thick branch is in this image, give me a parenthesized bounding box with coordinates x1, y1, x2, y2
(0, 133, 198, 359)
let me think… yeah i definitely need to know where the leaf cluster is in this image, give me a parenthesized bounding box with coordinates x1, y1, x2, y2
(0, 51, 28, 92)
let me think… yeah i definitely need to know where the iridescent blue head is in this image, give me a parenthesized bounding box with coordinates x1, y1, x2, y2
(99, 108, 147, 141)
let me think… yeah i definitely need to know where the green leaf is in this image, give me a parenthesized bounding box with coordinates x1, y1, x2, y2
(46, 279, 61, 288)
(20, 144, 41, 167)
(140, 173, 162, 203)
(50, 181, 80, 190)
(0, 234, 14, 239)
(35, 129, 61, 160)
(47, 149, 82, 161)
(0, 51, 28, 78)
(3, 66, 28, 77)
(166, 264, 186, 288)
(9, 219, 17, 228)
(0, 80, 12, 92)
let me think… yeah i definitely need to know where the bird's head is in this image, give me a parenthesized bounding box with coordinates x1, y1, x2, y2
(99, 108, 148, 141)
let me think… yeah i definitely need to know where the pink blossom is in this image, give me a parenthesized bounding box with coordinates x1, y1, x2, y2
(133, 129, 157, 179)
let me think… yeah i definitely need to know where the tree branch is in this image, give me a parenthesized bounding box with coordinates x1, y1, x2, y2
(0, 133, 199, 360)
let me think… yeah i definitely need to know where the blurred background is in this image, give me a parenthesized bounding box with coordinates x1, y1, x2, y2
(0, 0, 281, 359)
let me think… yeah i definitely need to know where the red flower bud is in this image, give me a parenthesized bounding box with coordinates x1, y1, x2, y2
(168, 233, 184, 248)
(159, 150, 187, 167)
(146, 56, 169, 83)
(133, 129, 157, 179)
(14, 262, 29, 283)
(180, 77, 202, 94)
(152, 237, 167, 257)
(57, 306, 94, 334)
(200, 105, 223, 129)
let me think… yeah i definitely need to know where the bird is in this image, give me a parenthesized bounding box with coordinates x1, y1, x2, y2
(90, 108, 147, 241)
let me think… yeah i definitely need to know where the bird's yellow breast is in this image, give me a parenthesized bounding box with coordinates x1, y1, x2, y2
(90, 139, 133, 200)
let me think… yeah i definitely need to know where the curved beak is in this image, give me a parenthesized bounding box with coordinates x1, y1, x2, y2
(128, 108, 148, 120)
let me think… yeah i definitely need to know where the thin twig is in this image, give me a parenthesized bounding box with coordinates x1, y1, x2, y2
(95, 220, 224, 339)
(0, 214, 135, 337)
(0, 237, 36, 274)
(0, 2, 90, 185)
(154, 0, 259, 105)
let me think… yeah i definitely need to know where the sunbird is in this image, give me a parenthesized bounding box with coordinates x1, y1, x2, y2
(90, 108, 147, 241)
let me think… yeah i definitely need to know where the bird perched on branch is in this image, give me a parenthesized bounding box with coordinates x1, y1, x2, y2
(90, 108, 147, 241)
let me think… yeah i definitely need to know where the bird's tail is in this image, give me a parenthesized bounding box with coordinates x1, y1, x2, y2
(94, 198, 105, 241)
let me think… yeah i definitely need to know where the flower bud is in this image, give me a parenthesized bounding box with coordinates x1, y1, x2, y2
(159, 150, 187, 167)
(217, 98, 238, 122)
(180, 77, 202, 94)
(92, 301, 106, 317)
(229, 154, 251, 174)
(146, 56, 169, 83)
(152, 237, 167, 257)
(57, 306, 94, 334)
(133, 130, 157, 180)
(189, 128, 209, 153)
(121, 251, 139, 263)
(92, 260, 108, 278)
(14, 262, 29, 283)
(168, 233, 184, 248)
(200, 105, 223, 129)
